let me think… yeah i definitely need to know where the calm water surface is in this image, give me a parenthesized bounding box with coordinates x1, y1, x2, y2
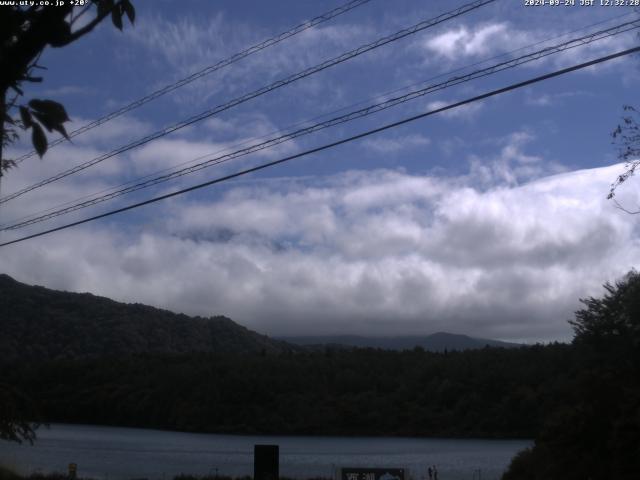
(0, 424, 530, 480)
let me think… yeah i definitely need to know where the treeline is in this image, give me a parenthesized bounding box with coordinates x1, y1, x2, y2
(4, 343, 576, 439)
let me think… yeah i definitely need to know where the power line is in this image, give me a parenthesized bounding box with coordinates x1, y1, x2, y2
(0, 12, 635, 231)
(12, 0, 374, 164)
(0, 0, 496, 206)
(7, 9, 633, 230)
(3, 19, 638, 231)
(2, 45, 638, 248)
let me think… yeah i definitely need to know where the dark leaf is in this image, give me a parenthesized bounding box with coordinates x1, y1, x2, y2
(31, 123, 47, 158)
(111, 6, 123, 31)
(52, 123, 71, 141)
(32, 110, 70, 140)
(32, 112, 56, 132)
(96, 0, 115, 18)
(19, 106, 32, 128)
(28, 99, 70, 124)
(121, 0, 135, 24)
(4, 113, 16, 125)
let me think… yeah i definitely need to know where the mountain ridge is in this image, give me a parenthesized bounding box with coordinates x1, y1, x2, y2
(0, 273, 293, 363)
(1, 273, 519, 363)
(278, 332, 521, 351)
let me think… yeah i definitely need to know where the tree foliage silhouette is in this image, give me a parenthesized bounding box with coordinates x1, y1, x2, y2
(0, 382, 41, 445)
(0, 0, 135, 175)
(503, 271, 640, 480)
(609, 105, 640, 212)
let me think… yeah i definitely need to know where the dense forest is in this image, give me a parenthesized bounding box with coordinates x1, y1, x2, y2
(3, 344, 574, 439)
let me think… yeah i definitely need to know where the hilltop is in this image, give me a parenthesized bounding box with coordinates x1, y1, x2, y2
(0, 274, 292, 363)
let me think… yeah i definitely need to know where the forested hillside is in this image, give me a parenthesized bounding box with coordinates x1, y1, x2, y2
(0, 274, 291, 363)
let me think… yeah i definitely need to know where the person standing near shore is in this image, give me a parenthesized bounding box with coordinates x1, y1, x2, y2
(433, 465, 438, 480)
(427, 466, 433, 480)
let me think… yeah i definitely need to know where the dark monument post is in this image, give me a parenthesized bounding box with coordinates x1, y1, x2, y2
(254, 444, 279, 480)
(67, 463, 77, 480)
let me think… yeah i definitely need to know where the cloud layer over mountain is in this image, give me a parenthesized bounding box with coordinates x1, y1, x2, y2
(3, 160, 638, 343)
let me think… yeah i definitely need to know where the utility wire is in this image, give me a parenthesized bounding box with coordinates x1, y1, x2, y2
(1, 12, 635, 230)
(2, 19, 638, 231)
(7, 9, 632, 229)
(12, 0, 374, 164)
(0, 0, 496, 206)
(1, 45, 638, 248)
(7, 6, 632, 230)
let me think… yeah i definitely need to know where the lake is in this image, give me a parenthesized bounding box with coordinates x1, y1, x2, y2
(0, 424, 530, 480)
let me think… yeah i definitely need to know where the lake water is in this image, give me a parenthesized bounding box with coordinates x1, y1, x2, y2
(0, 424, 530, 480)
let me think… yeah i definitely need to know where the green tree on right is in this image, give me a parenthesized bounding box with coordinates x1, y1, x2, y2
(503, 271, 640, 480)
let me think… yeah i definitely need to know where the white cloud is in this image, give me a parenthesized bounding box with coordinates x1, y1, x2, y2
(0, 111, 302, 234)
(130, 138, 231, 174)
(467, 131, 567, 188)
(426, 99, 483, 119)
(421, 23, 528, 61)
(2, 161, 639, 343)
(41, 85, 97, 98)
(416, 19, 638, 80)
(0, 115, 154, 211)
(362, 133, 431, 154)
(524, 90, 591, 107)
(67, 115, 153, 148)
(126, 13, 373, 107)
(543, 29, 639, 73)
(128, 112, 300, 177)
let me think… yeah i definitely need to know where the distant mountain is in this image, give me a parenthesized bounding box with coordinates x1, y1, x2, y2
(0, 274, 293, 363)
(279, 332, 521, 351)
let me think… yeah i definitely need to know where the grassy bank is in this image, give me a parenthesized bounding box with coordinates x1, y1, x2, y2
(0, 469, 331, 480)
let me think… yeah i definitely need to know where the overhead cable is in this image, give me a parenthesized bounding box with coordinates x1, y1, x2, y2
(3, 19, 638, 231)
(1, 45, 638, 248)
(12, 0, 374, 164)
(0, 0, 496, 205)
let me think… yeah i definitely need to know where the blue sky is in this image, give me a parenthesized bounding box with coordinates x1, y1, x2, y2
(1, 0, 640, 342)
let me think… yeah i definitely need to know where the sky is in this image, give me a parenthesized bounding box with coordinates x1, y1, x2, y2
(1, 0, 640, 343)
